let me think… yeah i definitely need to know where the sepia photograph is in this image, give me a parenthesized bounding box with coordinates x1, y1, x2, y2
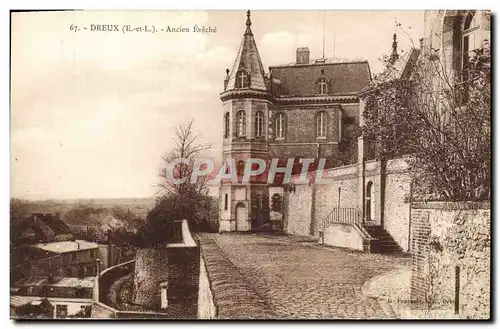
(9, 8, 491, 320)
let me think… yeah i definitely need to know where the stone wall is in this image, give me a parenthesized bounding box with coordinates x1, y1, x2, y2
(166, 245, 200, 319)
(97, 220, 200, 319)
(197, 255, 216, 319)
(410, 203, 490, 319)
(197, 237, 274, 319)
(314, 164, 358, 236)
(98, 260, 135, 308)
(133, 248, 170, 309)
(281, 159, 412, 252)
(383, 159, 411, 252)
(323, 223, 367, 251)
(283, 183, 313, 236)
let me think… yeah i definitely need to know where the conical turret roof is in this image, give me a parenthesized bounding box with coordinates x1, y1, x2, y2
(226, 10, 267, 91)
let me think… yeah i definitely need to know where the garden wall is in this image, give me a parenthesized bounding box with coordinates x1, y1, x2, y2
(410, 202, 490, 319)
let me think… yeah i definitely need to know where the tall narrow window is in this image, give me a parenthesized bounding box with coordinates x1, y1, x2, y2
(365, 181, 373, 221)
(461, 11, 482, 103)
(275, 113, 285, 139)
(235, 70, 250, 88)
(316, 112, 327, 138)
(224, 112, 230, 138)
(237, 160, 245, 175)
(224, 193, 228, 210)
(255, 111, 264, 137)
(317, 78, 328, 95)
(236, 111, 246, 137)
(462, 11, 481, 70)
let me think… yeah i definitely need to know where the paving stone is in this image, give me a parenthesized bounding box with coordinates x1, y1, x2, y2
(205, 233, 409, 319)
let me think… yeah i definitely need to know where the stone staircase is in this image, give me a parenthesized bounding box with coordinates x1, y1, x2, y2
(363, 225, 402, 254)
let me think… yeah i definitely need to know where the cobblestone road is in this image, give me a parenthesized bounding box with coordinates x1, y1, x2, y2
(209, 233, 410, 319)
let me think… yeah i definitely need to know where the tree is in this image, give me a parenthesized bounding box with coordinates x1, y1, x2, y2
(152, 119, 214, 235)
(362, 37, 490, 201)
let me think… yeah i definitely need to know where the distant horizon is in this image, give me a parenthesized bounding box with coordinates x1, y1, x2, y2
(11, 196, 156, 201)
(11, 185, 220, 201)
(11, 10, 425, 199)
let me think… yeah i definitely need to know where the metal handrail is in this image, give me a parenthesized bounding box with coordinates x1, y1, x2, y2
(322, 207, 359, 230)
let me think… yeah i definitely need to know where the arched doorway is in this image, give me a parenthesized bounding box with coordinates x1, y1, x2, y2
(235, 202, 248, 231)
(365, 181, 375, 222)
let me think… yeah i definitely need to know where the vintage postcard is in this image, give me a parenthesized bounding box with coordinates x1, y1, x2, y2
(10, 9, 491, 320)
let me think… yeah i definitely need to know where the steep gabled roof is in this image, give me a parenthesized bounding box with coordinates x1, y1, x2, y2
(360, 47, 420, 95)
(226, 11, 267, 91)
(38, 214, 72, 235)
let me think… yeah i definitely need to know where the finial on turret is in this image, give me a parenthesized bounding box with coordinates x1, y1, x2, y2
(226, 68, 230, 76)
(244, 10, 253, 36)
(390, 33, 399, 64)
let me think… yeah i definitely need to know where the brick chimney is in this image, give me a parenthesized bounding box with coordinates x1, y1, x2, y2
(296, 47, 310, 64)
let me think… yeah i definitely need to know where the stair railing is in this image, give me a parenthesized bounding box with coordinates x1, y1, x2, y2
(321, 207, 359, 231)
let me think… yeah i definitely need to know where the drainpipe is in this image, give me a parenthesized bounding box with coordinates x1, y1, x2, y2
(361, 156, 366, 224)
(337, 187, 341, 222)
(309, 184, 316, 236)
(380, 157, 387, 227)
(408, 179, 413, 252)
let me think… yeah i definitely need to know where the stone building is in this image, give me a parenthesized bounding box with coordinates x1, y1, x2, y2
(423, 10, 490, 79)
(11, 240, 107, 282)
(218, 10, 491, 247)
(219, 11, 370, 232)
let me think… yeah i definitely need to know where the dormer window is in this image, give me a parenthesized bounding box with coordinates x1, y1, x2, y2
(317, 78, 328, 95)
(235, 70, 250, 88)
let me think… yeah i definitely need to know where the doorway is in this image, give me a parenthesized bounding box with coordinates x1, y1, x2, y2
(236, 202, 248, 231)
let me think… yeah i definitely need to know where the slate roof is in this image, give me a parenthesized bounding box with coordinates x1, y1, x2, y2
(14, 276, 95, 288)
(360, 48, 420, 94)
(33, 240, 99, 253)
(270, 59, 372, 97)
(11, 245, 58, 267)
(38, 214, 72, 235)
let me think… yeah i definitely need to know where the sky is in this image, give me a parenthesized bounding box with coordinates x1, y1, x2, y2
(11, 10, 425, 200)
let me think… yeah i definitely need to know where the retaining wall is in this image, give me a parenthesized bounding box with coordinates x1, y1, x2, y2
(197, 237, 274, 319)
(410, 202, 490, 319)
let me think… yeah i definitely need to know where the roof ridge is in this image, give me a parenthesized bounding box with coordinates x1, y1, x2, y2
(270, 57, 369, 68)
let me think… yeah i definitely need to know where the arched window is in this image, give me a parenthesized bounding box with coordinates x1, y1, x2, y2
(462, 11, 481, 69)
(224, 112, 230, 138)
(235, 70, 250, 88)
(236, 111, 246, 137)
(275, 113, 285, 139)
(224, 193, 228, 210)
(316, 112, 327, 138)
(255, 111, 264, 137)
(317, 78, 328, 95)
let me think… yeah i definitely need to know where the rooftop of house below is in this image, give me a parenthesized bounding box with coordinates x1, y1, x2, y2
(33, 240, 100, 253)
